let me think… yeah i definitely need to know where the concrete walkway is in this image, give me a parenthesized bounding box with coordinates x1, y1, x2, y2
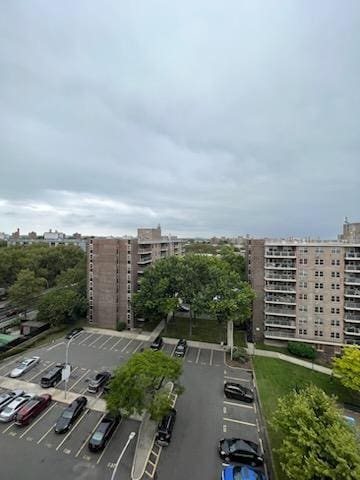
(247, 343, 333, 375)
(84, 326, 150, 342)
(162, 336, 225, 351)
(148, 320, 166, 342)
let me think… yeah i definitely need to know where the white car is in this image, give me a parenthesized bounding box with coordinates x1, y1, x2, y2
(0, 390, 24, 412)
(0, 394, 35, 422)
(9, 356, 40, 378)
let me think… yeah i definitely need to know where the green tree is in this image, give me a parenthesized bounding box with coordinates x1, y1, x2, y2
(272, 385, 360, 480)
(333, 346, 360, 392)
(55, 257, 87, 296)
(106, 349, 182, 421)
(8, 269, 46, 319)
(37, 287, 86, 326)
(219, 245, 246, 280)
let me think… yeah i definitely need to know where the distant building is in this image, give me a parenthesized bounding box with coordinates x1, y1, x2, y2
(12, 228, 20, 239)
(245, 232, 360, 358)
(43, 229, 65, 240)
(339, 218, 360, 243)
(28, 231, 37, 240)
(88, 226, 185, 330)
(72, 232, 82, 240)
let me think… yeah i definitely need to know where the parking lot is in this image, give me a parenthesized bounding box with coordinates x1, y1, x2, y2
(0, 329, 268, 480)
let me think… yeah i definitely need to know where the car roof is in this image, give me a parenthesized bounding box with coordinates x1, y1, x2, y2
(226, 438, 258, 454)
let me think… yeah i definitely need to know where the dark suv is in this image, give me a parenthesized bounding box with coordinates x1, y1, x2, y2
(87, 371, 111, 394)
(224, 382, 254, 403)
(150, 336, 163, 351)
(155, 408, 176, 446)
(174, 339, 187, 357)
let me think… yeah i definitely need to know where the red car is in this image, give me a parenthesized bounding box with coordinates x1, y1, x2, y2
(15, 394, 52, 426)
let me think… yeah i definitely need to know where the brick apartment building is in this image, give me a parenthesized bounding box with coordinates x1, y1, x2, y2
(87, 226, 184, 329)
(245, 221, 360, 357)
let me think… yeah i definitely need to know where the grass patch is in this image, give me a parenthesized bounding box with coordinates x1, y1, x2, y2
(255, 341, 331, 367)
(233, 329, 247, 348)
(138, 318, 162, 332)
(164, 315, 226, 343)
(254, 357, 360, 480)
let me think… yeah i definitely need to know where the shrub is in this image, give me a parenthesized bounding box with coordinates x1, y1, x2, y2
(117, 321, 127, 331)
(232, 346, 250, 364)
(288, 341, 316, 360)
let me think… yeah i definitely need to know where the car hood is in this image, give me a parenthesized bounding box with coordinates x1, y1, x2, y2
(219, 439, 231, 454)
(55, 417, 70, 432)
(10, 368, 23, 377)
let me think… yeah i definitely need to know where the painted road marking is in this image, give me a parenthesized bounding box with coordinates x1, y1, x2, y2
(56, 409, 90, 451)
(109, 337, 123, 351)
(259, 438, 264, 454)
(75, 414, 105, 457)
(3, 422, 16, 434)
(98, 336, 113, 349)
(78, 333, 94, 345)
(20, 403, 57, 439)
(195, 349, 201, 364)
(132, 342, 144, 354)
(46, 342, 65, 351)
(27, 362, 55, 382)
(88, 335, 104, 347)
(223, 400, 254, 409)
(210, 349, 214, 366)
(223, 424, 227, 433)
(121, 339, 134, 353)
(37, 422, 56, 444)
(223, 417, 256, 427)
(96, 419, 122, 464)
(69, 368, 92, 391)
(224, 375, 251, 382)
(171, 345, 177, 357)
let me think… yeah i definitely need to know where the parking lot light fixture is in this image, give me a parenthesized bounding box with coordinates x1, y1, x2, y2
(64, 336, 75, 399)
(110, 431, 136, 480)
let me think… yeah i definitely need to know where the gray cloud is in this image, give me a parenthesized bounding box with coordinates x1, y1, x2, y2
(0, 0, 359, 238)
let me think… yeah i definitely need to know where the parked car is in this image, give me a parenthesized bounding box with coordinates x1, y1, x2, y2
(219, 438, 264, 466)
(0, 394, 35, 422)
(221, 465, 266, 480)
(103, 376, 115, 395)
(155, 408, 176, 446)
(40, 364, 66, 388)
(87, 371, 111, 394)
(15, 394, 51, 426)
(65, 327, 84, 340)
(6, 308, 18, 318)
(54, 396, 87, 433)
(9, 356, 40, 378)
(174, 339, 187, 357)
(224, 382, 254, 403)
(88, 414, 121, 452)
(150, 336, 163, 351)
(0, 390, 25, 412)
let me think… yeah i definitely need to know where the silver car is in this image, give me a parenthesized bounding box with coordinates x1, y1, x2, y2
(0, 390, 24, 412)
(0, 394, 35, 422)
(9, 357, 40, 378)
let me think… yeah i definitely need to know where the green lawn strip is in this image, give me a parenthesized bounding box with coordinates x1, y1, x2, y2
(233, 329, 246, 348)
(254, 357, 360, 480)
(138, 317, 162, 332)
(255, 341, 331, 367)
(164, 315, 226, 343)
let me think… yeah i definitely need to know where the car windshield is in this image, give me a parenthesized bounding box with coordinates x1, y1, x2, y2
(62, 410, 73, 419)
(233, 467, 263, 480)
(2, 406, 12, 415)
(176, 345, 184, 351)
(91, 431, 104, 442)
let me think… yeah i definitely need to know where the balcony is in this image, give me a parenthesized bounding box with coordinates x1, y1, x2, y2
(265, 284, 296, 293)
(345, 276, 360, 285)
(264, 273, 296, 282)
(345, 265, 360, 273)
(345, 252, 360, 260)
(265, 250, 296, 258)
(137, 257, 152, 265)
(138, 249, 152, 255)
(344, 327, 360, 336)
(264, 330, 296, 339)
(265, 307, 296, 317)
(265, 295, 296, 305)
(265, 262, 296, 270)
(345, 288, 360, 298)
(265, 319, 296, 328)
(344, 313, 360, 323)
(345, 302, 360, 311)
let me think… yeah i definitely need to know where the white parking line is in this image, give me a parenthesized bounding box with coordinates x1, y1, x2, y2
(210, 349, 214, 366)
(0, 357, 23, 374)
(3, 421, 16, 433)
(223, 400, 254, 410)
(75, 413, 105, 457)
(96, 418, 123, 464)
(27, 362, 55, 382)
(224, 375, 251, 382)
(88, 335, 104, 347)
(55, 408, 89, 451)
(20, 403, 57, 438)
(69, 368, 92, 391)
(223, 424, 227, 433)
(109, 337, 124, 351)
(78, 333, 94, 345)
(121, 339, 134, 353)
(98, 336, 113, 349)
(171, 345, 177, 357)
(259, 438, 264, 454)
(195, 349, 201, 364)
(132, 342, 144, 354)
(37, 421, 57, 444)
(223, 417, 256, 427)
(46, 342, 65, 351)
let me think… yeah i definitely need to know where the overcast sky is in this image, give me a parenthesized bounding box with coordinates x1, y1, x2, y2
(1, 1, 359, 239)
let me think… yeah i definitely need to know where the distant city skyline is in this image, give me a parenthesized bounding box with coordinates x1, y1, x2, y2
(1, 1, 359, 238)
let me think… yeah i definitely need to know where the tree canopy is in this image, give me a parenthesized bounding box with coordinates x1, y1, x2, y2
(272, 385, 360, 480)
(106, 349, 183, 421)
(8, 269, 46, 318)
(37, 287, 86, 326)
(333, 346, 360, 392)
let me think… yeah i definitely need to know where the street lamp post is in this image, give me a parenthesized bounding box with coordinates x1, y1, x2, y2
(110, 431, 136, 480)
(64, 336, 74, 400)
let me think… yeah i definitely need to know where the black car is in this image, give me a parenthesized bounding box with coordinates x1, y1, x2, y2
(87, 371, 111, 394)
(41, 364, 66, 388)
(174, 339, 187, 358)
(65, 327, 84, 340)
(150, 336, 163, 351)
(88, 414, 120, 452)
(219, 438, 264, 466)
(224, 382, 254, 403)
(155, 408, 176, 446)
(54, 396, 87, 433)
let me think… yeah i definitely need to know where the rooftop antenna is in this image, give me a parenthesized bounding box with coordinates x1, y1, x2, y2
(344, 216, 349, 224)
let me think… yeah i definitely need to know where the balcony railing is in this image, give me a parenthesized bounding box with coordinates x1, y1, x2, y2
(345, 289, 360, 297)
(265, 264, 296, 271)
(265, 296, 296, 305)
(138, 249, 152, 255)
(265, 319, 296, 328)
(345, 302, 360, 310)
(264, 330, 296, 339)
(265, 284, 296, 293)
(345, 253, 360, 259)
(344, 313, 360, 322)
(265, 251, 296, 258)
(137, 257, 152, 265)
(265, 307, 296, 317)
(345, 265, 360, 272)
(344, 328, 360, 336)
(265, 273, 296, 281)
(345, 277, 360, 285)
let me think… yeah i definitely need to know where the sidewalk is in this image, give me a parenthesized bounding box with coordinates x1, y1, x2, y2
(247, 343, 333, 375)
(84, 326, 150, 342)
(162, 336, 225, 351)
